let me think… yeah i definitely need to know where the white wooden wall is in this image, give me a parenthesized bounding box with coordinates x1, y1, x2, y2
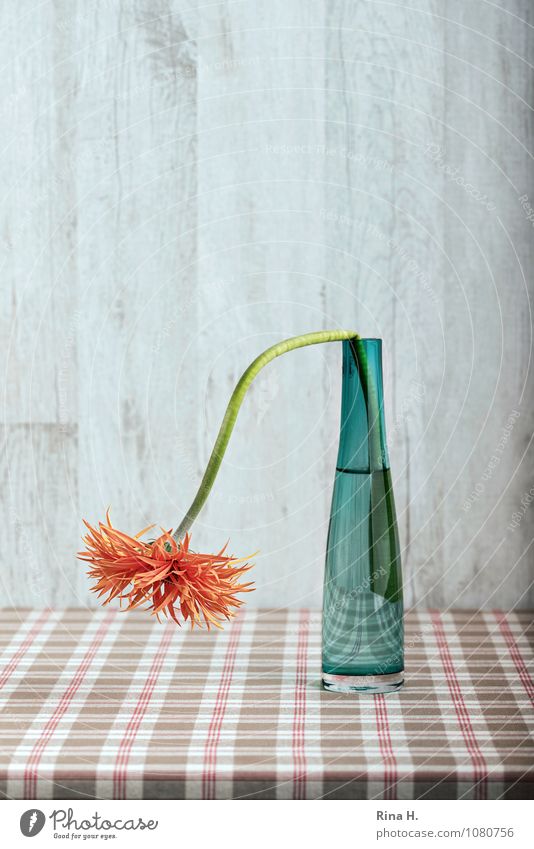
(1, 1, 533, 610)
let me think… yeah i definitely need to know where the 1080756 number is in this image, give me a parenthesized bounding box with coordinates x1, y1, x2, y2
(462, 828, 514, 838)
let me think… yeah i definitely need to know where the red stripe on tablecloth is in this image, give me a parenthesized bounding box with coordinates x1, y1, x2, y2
(293, 610, 309, 800)
(431, 611, 488, 799)
(0, 610, 51, 690)
(374, 694, 397, 800)
(202, 615, 244, 799)
(113, 622, 175, 799)
(494, 611, 534, 709)
(23, 610, 115, 799)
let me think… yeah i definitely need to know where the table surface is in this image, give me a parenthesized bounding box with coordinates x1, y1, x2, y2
(0, 608, 532, 800)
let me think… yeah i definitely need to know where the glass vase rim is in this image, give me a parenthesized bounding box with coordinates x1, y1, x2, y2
(347, 336, 382, 343)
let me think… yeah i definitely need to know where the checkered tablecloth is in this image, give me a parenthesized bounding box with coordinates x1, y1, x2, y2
(0, 608, 532, 800)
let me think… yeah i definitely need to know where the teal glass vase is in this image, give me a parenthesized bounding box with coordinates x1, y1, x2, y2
(322, 338, 404, 693)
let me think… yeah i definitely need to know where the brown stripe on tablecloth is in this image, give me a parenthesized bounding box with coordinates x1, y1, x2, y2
(202, 611, 246, 799)
(501, 781, 534, 800)
(386, 610, 459, 798)
(320, 778, 368, 800)
(0, 611, 51, 686)
(25, 609, 120, 799)
(451, 611, 534, 796)
(389, 614, 447, 795)
(47, 779, 99, 800)
(0, 609, 37, 646)
(374, 694, 398, 800)
(231, 609, 289, 799)
(432, 611, 489, 799)
(513, 612, 534, 653)
(0, 612, 79, 709)
(392, 611, 466, 797)
(51, 614, 156, 799)
(316, 658, 368, 799)
(140, 622, 221, 798)
(142, 779, 186, 799)
(113, 622, 176, 800)
(409, 779, 462, 800)
(495, 611, 534, 708)
(0, 612, 91, 736)
(0, 611, 101, 798)
(405, 612, 490, 798)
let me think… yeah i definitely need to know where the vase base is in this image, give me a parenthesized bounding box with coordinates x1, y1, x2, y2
(322, 670, 404, 694)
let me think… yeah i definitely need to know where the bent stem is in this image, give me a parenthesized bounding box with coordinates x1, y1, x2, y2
(350, 337, 383, 469)
(173, 330, 360, 542)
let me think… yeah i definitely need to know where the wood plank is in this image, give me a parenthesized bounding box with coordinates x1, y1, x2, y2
(194, 1, 332, 607)
(438, 0, 534, 608)
(0, 1, 79, 424)
(0, 424, 81, 607)
(73, 1, 200, 540)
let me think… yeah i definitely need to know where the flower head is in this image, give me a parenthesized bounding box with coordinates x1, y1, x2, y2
(78, 512, 254, 629)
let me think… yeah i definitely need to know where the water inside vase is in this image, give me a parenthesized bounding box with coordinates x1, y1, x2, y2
(322, 468, 403, 677)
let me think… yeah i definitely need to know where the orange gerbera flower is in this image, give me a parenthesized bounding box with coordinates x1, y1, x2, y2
(78, 512, 254, 629)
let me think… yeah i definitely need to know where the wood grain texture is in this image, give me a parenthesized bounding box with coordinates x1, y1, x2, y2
(0, 0, 532, 609)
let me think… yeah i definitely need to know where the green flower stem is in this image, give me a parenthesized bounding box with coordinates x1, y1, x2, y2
(351, 337, 383, 469)
(173, 330, 360, 542)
